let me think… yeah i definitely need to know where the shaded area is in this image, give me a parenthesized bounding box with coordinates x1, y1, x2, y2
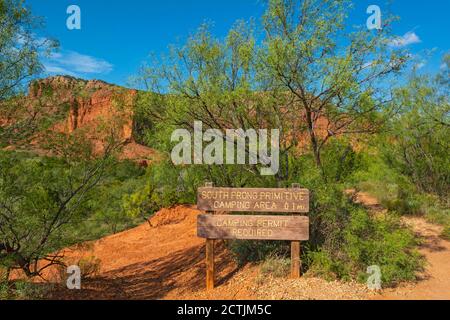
(44, 208, 239, 300)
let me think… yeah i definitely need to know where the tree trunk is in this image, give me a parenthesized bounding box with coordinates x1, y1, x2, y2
(305, 108, 326, 179)
(5, 268, 11, 282)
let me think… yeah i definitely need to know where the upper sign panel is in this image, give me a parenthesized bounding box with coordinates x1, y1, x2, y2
(197, 187, 310, 213)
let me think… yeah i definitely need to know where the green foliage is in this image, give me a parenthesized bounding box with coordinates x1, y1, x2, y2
(8, 280, 46, 300)
(384, 64, 450, 199)
(0, 279, 47, 300)
(230, 240, 290, 267)
(321, 140, 365, 183)
(0, 0, 57, 100)
(344, 209, 422, 285)
(0, 149, 114, 277)
(350, 147, 449, 226)
(442, 226, 450, 241)
(123, 161, 213, 219)
(306, 250, 349, 281)
(78, 161, 146, 236)
(307, 206, 423, 286)
(135, 0, 408, 184)
(260, 254, 291, 278)
(0, 280, 8, 300)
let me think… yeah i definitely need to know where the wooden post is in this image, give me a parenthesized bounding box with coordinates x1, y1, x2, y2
(291, 241, 301, 278)
(204, 182, 215, 290)
(206, 238, 215, 290)
(291, 183, 301, 278)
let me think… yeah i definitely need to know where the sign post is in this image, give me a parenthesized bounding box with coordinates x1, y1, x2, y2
(291, 241, 301, 278)
(197, 183, 310, 289)
(206, 236, 214, 290)
(290, 183, 302, 278)
(204, 182, 215, 290)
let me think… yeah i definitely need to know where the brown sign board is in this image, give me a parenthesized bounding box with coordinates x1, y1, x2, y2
(197, 214, 309, 241)
(197, 187, 309, 213)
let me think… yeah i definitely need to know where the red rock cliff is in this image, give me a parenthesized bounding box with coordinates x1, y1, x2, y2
(28, 76, 153, 162)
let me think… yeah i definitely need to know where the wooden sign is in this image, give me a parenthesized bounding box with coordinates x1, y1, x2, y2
(198, 215, 309, 241)
(197, 184, 310, 290)
(197, 187, 309, 213)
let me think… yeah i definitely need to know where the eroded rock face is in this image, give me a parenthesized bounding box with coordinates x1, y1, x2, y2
(27, 76, 153, 162)
(30, 76, 134, 139)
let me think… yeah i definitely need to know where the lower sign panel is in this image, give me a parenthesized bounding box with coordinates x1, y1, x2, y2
(197, 215, 309, 241)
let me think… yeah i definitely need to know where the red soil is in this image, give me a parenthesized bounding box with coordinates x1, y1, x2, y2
(39, 195, 450, 300)
(45, 206, 242, 300)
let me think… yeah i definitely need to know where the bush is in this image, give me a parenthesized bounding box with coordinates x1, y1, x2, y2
(306, 251, 350, 281)
(260, 254, 291, 278)
(229, 240, 290, 267)
(54, 255, 101, 286)
(10, 281, 46, 300)
(0, 280, 46, 300)
(442, 226, 450, 241)
(122, 161, 200, 220)
(321, 140, 364, 183)
(384, 72, 450, 199)
(78, 256, 101, 279)
(0, 280, 9, 300)
(351, 151, 450, 226)
(307, 207, 423, 287)
(344, 209, 423, 286)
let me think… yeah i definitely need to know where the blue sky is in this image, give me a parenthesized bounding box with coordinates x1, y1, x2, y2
(25, 0, 449, 87)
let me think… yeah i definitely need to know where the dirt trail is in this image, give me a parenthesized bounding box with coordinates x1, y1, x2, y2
(43, 193, 449, 300)
(352, 191, 450, 300)
(45, 206, 242, 300)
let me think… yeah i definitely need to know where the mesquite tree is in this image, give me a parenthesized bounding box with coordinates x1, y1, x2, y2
(0, 0, 58, 146)
(259, 0, 407, 176)
(0, 0, 56, 100)
(0, 131, 122, 279)
(136, 0, 408, 183)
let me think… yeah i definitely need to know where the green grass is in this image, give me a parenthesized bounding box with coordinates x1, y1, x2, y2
(260, 255, 291, 278)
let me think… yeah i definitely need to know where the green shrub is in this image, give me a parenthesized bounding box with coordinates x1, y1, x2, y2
(122, 161, 202, 220)
(78, 256, 101, 279)
(321, 140, 364, 183)
(0, 281, 9, 300)
(11, 281, 46, 300)
(260, 254, 291, 278)
(343, 208, 423, 286)
(306, 250, 350, 281)
(442, 225, 450, 241)
(350, 151, 449, 227)
(229, 240, 290, 267)
(0, 280, 46, 300)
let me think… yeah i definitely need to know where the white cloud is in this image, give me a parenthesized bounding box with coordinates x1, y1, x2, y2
(389, 32, 421, 48)
(44, 50, 113, 76)
(43, 64, 78, 77)
(49, 52, 63, 59)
